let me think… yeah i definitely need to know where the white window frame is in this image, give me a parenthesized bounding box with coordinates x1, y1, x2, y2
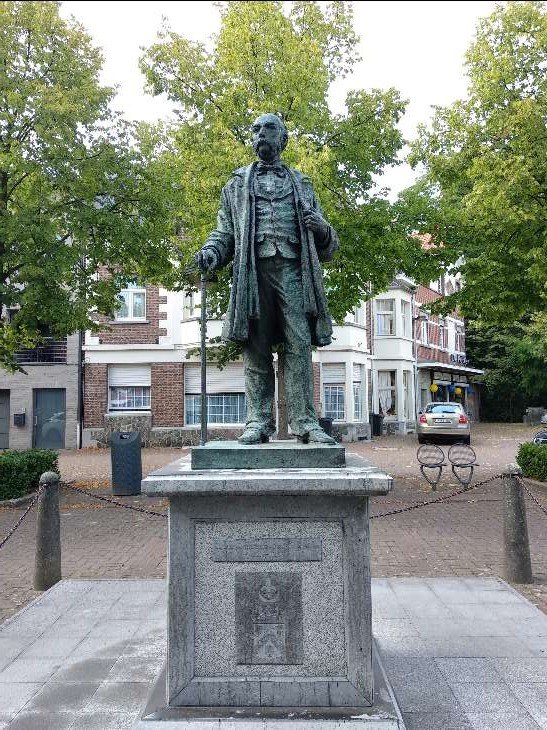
(455, 323, 465, 353)
(115, 282, 147, 321)
(109, 385, 151, 411)
(401, 300, 411, 338)
(353, 381, 363, 421)
(439, 318, 448, 350)
(420, 318, 429, 345)
(184, 393, 247, 425)
(324, 384, 345, 421)
(183, 292, 196, 320)
(378, 370, 397, 418)
(375, 299, 395, 336)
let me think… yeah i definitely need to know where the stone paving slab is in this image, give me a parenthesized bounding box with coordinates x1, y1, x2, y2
(0, 578, 546, 728)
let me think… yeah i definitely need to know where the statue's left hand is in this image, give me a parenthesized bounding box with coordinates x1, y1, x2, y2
(302, 208, 328, 238)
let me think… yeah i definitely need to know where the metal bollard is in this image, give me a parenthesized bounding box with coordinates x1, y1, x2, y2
(502, 464, 532, 584)
(33, 472, 61, 591)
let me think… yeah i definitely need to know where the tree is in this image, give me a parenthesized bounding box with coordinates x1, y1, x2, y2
(140, 1, 424, 324)
(0, 1, 180, 370)
(465, 318, 547, 421)
(406, 2, 547, 331)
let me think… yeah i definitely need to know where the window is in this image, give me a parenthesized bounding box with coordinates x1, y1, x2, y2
(420, 318, 428, 344)
(378, 370, 397, 416)
(184, 363, 246, 425)
(403, 371, 412, 419)
(353, 382, 362, 421)
(353, 304, 365, 326)
(115, 281, 146, 321)
(322, 363, 346, 421)
(108, 365, 151, 411)
(439, 319, 448, 350)
(376, 299, 395, 335)
(401, 300, 411, 338)
(455, 323, 465, 352)
(185, 393, 247, 425)
(353, 363, 363, 421)
(183, 292, 195, 320)
(324, 385, 345, 421)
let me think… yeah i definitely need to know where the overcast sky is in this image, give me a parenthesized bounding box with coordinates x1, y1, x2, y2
(60, 1, 499, 198)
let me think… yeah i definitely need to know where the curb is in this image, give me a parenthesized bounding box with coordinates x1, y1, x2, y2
(0, 491, 38, 508)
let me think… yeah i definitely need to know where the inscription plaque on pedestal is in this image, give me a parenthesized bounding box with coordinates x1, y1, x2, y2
(235, 572, 303, 665)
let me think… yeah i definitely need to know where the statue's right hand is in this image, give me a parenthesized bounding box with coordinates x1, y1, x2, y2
(195, 248, 218, 274)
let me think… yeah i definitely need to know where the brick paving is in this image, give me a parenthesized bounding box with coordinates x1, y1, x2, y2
(1, 424, 546, 624)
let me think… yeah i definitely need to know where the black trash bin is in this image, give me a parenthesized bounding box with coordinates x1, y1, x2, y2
(110, 431, 142, 496)
(369, 413, 384, 437)
(318, 417, 333, 437)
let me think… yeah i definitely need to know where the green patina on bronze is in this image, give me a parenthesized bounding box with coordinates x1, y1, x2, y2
(196, 114, 339, 445)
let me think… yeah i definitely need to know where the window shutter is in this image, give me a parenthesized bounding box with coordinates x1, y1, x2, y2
(108, 365, 151, 387)
(322, 363, 346, 383)
(352, 364, 363, 382)
(184, 363, 245, 394)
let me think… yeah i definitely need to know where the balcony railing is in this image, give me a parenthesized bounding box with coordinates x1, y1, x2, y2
(14, 338, 68, 364)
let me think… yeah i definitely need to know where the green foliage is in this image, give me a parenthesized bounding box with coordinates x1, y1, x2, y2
(405, 2, 547, 325)
(465, 319, 547, 421)
(0, 2, 181, 370)
(0, 448, 58, 500)
(517, 442, 547, 482)
(140, 1, 422, 323)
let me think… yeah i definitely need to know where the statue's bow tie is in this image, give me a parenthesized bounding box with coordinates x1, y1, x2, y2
(256, 162, 286, 178)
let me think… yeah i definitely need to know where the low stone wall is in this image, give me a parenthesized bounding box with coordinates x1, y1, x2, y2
(85, 421, 373, 447)
(331, 422, 371, 443)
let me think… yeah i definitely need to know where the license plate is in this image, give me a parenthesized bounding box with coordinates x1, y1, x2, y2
(433, 418, 451, 424)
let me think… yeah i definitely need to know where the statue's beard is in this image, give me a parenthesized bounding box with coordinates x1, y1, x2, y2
(253, 139, 280, 161)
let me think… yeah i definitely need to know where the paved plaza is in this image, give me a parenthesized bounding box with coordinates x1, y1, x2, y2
(0, 578, 546, 729)
(1, 424, 546, 624)
(0, 424, 546, 727)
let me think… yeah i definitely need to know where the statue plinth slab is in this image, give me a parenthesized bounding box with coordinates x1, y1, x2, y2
(141, 455, 400, 726)
(191, 440, 346, 470)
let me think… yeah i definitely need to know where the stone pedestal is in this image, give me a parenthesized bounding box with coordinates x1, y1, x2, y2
(141, 447, 400, 727)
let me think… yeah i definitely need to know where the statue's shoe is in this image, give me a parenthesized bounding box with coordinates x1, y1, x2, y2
(238, 428, 269, 445)
(298, 428, 336, 445)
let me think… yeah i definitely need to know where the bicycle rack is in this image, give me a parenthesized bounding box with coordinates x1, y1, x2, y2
(447, 443, 478, 485)
(417, 444, 446, 488)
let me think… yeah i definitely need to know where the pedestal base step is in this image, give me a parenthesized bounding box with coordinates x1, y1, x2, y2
(191, 440, 346, 470)
(138, 647, 404, 729)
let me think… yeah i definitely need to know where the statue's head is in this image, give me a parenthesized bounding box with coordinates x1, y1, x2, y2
(251, 113, 288, 162)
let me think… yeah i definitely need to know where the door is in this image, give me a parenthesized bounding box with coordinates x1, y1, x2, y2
(33, 389, 66, 449)
(0, 391, 10, 449)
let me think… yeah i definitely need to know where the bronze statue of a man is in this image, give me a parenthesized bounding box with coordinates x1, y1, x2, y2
(196, 113, 338, 445)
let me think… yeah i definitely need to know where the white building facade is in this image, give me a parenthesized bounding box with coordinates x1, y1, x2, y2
(82, 275, 481, 446)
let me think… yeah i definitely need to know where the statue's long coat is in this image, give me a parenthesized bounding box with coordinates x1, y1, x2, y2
(203, 161, 339, 347)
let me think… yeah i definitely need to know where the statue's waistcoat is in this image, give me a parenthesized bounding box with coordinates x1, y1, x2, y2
(254, 172, 299, 260)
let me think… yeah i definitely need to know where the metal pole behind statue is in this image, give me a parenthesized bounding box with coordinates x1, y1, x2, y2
(200, 274, 207, 446)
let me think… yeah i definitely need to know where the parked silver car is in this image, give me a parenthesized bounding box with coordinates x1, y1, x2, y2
(417, 402, 471, 444)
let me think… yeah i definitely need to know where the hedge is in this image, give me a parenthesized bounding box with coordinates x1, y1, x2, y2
(0, 449, 59, 501)
(516, 442, 547, 482)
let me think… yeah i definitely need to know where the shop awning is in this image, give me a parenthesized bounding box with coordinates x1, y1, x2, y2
(417, 361, 484, 376)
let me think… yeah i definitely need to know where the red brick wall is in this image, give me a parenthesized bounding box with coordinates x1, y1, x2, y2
(415, 284, 451, 364)
(313, 362, 321, 415)
(151, 363, 184, 427)
(95, 285, 167, 345)
(83, 363, 107, 428)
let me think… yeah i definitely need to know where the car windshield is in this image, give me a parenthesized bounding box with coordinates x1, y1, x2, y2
(425, 404, 462, 414)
